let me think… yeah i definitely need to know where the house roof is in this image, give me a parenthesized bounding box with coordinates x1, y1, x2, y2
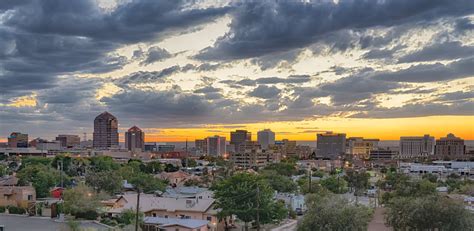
(108, 193, 215, 214)
(143, 217, 209, 229)
(161, 186, 211, 198)
(157, 171, 190, 179)
(0, 176, 18, 186)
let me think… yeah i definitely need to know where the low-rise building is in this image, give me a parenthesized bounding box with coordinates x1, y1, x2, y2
(0, 176, 36, 208)
(346, 137, 379, 159)
(369, 149, 398, 160)
(435, 133, 465, 156)
(231, 141, 273, 169)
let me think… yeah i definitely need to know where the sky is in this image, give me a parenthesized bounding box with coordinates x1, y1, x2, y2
(0, 0, 473, 142)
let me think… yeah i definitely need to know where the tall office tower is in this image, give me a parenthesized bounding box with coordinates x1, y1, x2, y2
(93, 111, 119, 149)
(8, 132, 28, 148)
(230, 130, 251, 151)
(55, 134, 81, 148)
(125, 126, 145, 151)
(257, 129, 275, 149)
(346, 137, 379, 159)
(206, 136, 226, 157)
(195, 139, 208, 155)
(316, 132, 346, 159)
(435, 133, 465, 156)
(400, 134, 435, 158)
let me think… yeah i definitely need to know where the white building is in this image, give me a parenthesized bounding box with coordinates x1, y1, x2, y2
(400, 135, 435, 158)
(257, 129, 275, 150)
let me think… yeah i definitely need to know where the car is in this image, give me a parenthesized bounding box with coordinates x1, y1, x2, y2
(295, 208, 304, 216)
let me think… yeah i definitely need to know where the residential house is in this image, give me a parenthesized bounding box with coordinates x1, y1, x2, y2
(157, 186, 213, 200)
(156, 171, 199, 186)
(0, 176, 36, 208)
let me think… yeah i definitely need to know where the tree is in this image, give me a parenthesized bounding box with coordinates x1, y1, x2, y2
(212, 173, 287, 231)
(86, 170, 123, 194)
(182, 158, 197, 168)
(89, 156, 119, 172)
(385, 195, 474, 230)
(263, 162, 297, 176)
(344, 170, 370, 196)
(20, 156, 52, 168)
(63, 184, 100, 219)
(320, 176, 348, 194)
(422, 173, 438, 183)
(117, 209, 143, 226)
(0, 164, 6, 177)
(298, 194, 372, 231)
(17, 164, 61, 198)
(260, 170, 297, 193)
(143, 161, 163, 174)
(164, 163, 179, 172)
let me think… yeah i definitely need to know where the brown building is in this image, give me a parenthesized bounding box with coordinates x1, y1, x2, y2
(0, 176, 36, 208)
(93, 111, 119, 149)
(232, 141, 272, 169)
(435, 133, 465, 156)
(55, 134, 80, 148)
(230, 130, 251, 152)
(8, 132, 28, 148)
(195, 139, 207, 155)
(125, 126, 145, 151)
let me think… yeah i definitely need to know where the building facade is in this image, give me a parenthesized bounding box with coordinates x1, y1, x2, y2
(93, 111, 119, 149)
(231, 141, 272, 169)
(435, 133, 465, 156)
(8, 132, 28, 148)
(206, 136, 226, 157)
(230, 130, 251, 152)
(55, 134, 80, 148)
(346, 137, 379, 159)
(400, 135, 435, 158)
(125, 126, 145, 151)
(257, 129, 275, 150)
(195, 139, 207, 155)
(316, 132, 346, 159)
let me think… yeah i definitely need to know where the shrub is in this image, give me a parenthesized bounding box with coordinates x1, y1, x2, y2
(8, 206, 26, 214)
(0, 206, 6, 213)
(74, 210, 98, 220)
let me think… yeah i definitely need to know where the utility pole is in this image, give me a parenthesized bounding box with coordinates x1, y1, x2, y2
(256, 185, 260, 231)
(135, 188, 140, 231)
(308, 168, 312, 193)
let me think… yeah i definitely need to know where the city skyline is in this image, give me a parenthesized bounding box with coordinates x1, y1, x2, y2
(1, 0, 473, 142)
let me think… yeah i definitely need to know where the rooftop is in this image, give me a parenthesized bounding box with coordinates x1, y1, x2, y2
(143, 217, 209, 229)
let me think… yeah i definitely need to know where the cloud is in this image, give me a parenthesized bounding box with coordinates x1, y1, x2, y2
(436, 91, 474, 102)
(139, 46, 172, 65)
(113, 67, 180, 86)
(373, 57, 474, 82)
(197, 0, 474, 60)
(248, 85, 281, 99)
(398, 41, 474, 63)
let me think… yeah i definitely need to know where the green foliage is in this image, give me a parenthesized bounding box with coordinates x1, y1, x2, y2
(344, 170, 370, 196)
(66, 220, 80, 231)
(20, 157, 52, 168)
(263, 162, 297, 176)
(260, 170, 297, 193)
(421, 173, 438, 183)
(51, 155, 72, 172)
(89, 156, 119, 172)
(320, 176, 348, 194)
(143, 161, 163, 174)
(212, 173, 287, 229)
(298, 178, 331, 196)
(0, 206, 5, 213)
(86, 170, 123, 194)
(17, 164, 61, 198)
(298, 194, 373, 231)
(0, 164, 6, 177)
(128, 172, 166, 193)
(8, 206, 26, 214)
(117, 209, 143, 226)
(164, 163, 179, 172)
(385, 195, 474, 230)
(63, 184, 99, 218)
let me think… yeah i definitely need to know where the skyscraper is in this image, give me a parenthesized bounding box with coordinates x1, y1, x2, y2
(230, 130, 251, 152)
(206, 136, 226, 157)
(93, 111, 119, 149)
(400, 134, 435, 158)
(8, 132, 28, 148)
(125, 126, 145, 151)
(257, 129, 275, 149)
(435, 133, 465, 156)
(316, 132, 346, 159)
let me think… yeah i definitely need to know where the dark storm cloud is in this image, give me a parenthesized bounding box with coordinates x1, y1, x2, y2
(373, 57, 474, 82)
(114, 66, 181, 86)
(36, 77, 102, 104)
(139, 47, 173, 66)
(361, 45, 406, 60)
(436, 91, 474, 102)
(197, 0, 474, 60)
(248, 85, 281, 99)
(398, 41, 474, 63)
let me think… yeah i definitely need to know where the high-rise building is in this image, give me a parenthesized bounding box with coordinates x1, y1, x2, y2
(400, 134, 435, 158)
(55, 135, 80, 148)
(206, 136, 226, 157)
(316, 132, 346, 159)
(257, 129, 275, 149)
(435, 133, 465, 156)
(230, 130, 251, 152)
(93, 111, 119, 149)
(195, 139, 207, 155)
(8, 132, 28, 148)
(125, 126, 144, 151)
(346, 137, 379, 159)
(231, 141, 272, 169)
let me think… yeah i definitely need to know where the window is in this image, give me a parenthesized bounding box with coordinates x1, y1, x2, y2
(28, 195, 33, 200)
(207, 216, 212, 221)
(152, 213, 156, 217)
(164, 215, 168, 218)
